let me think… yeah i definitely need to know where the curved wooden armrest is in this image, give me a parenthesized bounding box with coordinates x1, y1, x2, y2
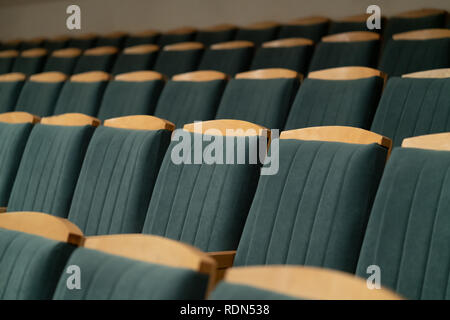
(0, 212, 84, 245)
(0, 207, 6, 213)
(208, 250, 236, 269)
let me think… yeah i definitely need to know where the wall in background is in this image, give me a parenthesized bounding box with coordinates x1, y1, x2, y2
(0, 0, 448, 40)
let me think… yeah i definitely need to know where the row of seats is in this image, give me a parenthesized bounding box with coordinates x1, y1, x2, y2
(1, 67, 449, 146)
(1, 27, 449, 78)
(1, 117, 449, 299)
(2, 8, 449, 51)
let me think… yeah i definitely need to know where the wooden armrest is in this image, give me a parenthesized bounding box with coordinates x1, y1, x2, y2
(0, 207, 6, 213)
(208, 250, 236, 269)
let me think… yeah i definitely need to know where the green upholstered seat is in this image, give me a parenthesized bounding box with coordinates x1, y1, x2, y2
(1, 41, 21, 51)
(19, 40, 44, 51)
(53, 247, 209, 300)
(371, 77, 450, 147)
(153, 48, 204, 77)
(15, 78, 65, 117)
(67, 37, 97, 50)
(234, 138, 387, 273)
(328, 19, 385, 34)
(53, 79, 108, 116)
(250, 45, 313, 74)
(67, 125, 171, 235)
(43, 56, 79, 74)
(210, 282, 297, 300)
(356, 147, 450, 299)
(7, 124, 95, 217)
(309, 40, 380, 72)
(383, 13, 447, 40)
(0, 122, 33, 206)
(96, 35, 126, 49)
(11, 54, 47, 76)
(278, 22, 329, 42)
(42, 39, 68, 52)
(195, 29, 237, 46)
(379, 38, 450, 77)
(234, 26, 279, 46)
(124, 34, 159, 47)
(215, 77, 299, 129)
(111, 51, 158, 75)
(0, 75, 24, 113)
(285, 76, 384, 130)
(73, 52, 118, 74)
(157, 32, 196, 47)
(142, 131, 262, 251)
(197, 46, 254, 76)
(97, 79, 164, 120)
(0, 228, 76, 300)
(154, 78, 226, 128)
(0, 55, 16, 75)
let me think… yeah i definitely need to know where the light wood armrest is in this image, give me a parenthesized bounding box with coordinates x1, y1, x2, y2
(0, 111, 40, 124)
(208, 250, 236, 269)
(0, 207, 6, 213)
(0, 211, 84, 245)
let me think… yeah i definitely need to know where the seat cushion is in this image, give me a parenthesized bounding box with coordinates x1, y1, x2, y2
(0, 79, 24, 113)
(250, 46, 313, 75)
(15, 81, 65, 116)
(198, 47, 254, 76)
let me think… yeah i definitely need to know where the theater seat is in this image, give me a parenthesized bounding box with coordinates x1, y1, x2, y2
(97, 71, 165, 120)
(235, 21, 280, 46)
(285, 67, 385, 130)
(111, 44, 159, 75)
(154, 42, 204, 77)
(278, 17, 329, 42)
(197, 40, 254, 76)
(11, 48, 47, 76)
(329, 14, 385, 34)
(309, 31, 380, 72)
(215, 68, 300, 129)
(73, 46, 119, 74)
(19, 37, 44, 51)
(154, 71, 227, 128)
(67, 116, 173, 235)
(371, 68, 450, 146)
(53, 71, 110, 116)
(66, 33, 98, 50)
(15, 72, 67, 117)
(6, 114, 98, 218)
(157, 27, 196, 47)
(0, 50, 19, 74)
(1, 39, 21, 51)
(42, 35, 69, 52)
(356, 134, 450, 299)
(195, 24, 237, 46)
(43, 48, 82, 75)
(96, 31, 127, 48)
(124, 30, 160, 47)
(53, 234, 216, 299)
(0, 73, 25, 113)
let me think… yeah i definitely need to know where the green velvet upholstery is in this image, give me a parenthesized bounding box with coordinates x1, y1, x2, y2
(7, 124, 95, 218)
(67, 126, 171, 235)
(215, 78, 299, 129)
(379, 38, 450, 77)
(195, 29, 237, 46)
(234, 139, 387, 274)
(97, 79, 164, 120)
(96, 36, 126, 49)
(153, 49, 204, 77)
(42, 39, 68, 52)
(11, 55, 47, 76)
(309, 40, 380, 72)
(111, 51, 158, 75)
(0, 122, 33, 206)
(0, 77, 24, 113)
(0, 56, 16, 74)
(383, 13, 447, 40)
(234, 27, 279, 46)
(142, 132, 262, 251)
(157, 33, 196, 47)
(154, 79, 226, 128)
(43, 56, 79, 75)
(0, 228, 76, 300)
(67, 37, 98, 50)
(371, 77, 450, 147)
(356, 147, 450, 300)
(53, 247, 209, 300)
(250, 45, 313, 74)
(73, 53, 117, 74)
(210, 282, 297, 300)
(278, 22, 329, 42)
(53, 80, 108, 116)
(124, 34, 159, 47)
(197, 47, 254, 76)
(328, 20, 385, 34)
(285, 77, 384, 130)
(15, 80, 65, 116)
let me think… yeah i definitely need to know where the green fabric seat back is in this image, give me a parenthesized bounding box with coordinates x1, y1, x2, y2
(195, 29, 236, 46)
(19, 41, 43, 51)
(153, 49, 204, 77)
(97, 80, 164, 120)
(198, 47, 254, 76)
(285, 77, 384, 130)
(53, 80, 108, 116)
(278, 22, 329, 42)
(15, 80, 65, 116)
(0, 122, 33, 206)
(234, 139, 387, 273)
(124, 34, 159, 47)
(43, 56, 79, 74)
(73, 53, 117, 74)
(356, 147, 450, 299)
(215, 78, 299, 129)
(66, 38, 97, 50)
(250, 45, 313, 75)
(309, 40, 380, 72)
(67, 126, 171, 235)
(0, 56, 16, 74)
(379, 38, 450, 77)
(0, 77, 24, 113)
(1, 42, 21, 51)
(96, 36, 126, 49)
(11, 55, 46, 76)
(7, 124, 95, 217)
(157, 33, 196, 47)
(210, 282, 297, 300)
(0, 229, 76, 300)
(383, 13, 447, 40)
(111, 52, 158, 75)
(154, 79, 226, 128)
(371, 77, 450, 147)
(42, 39, 68, 52)
(142, 132, 262, 251)
(234, 27, 279, 46)
(328, 20, 385, 34)
(53, 247, 209, 299)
